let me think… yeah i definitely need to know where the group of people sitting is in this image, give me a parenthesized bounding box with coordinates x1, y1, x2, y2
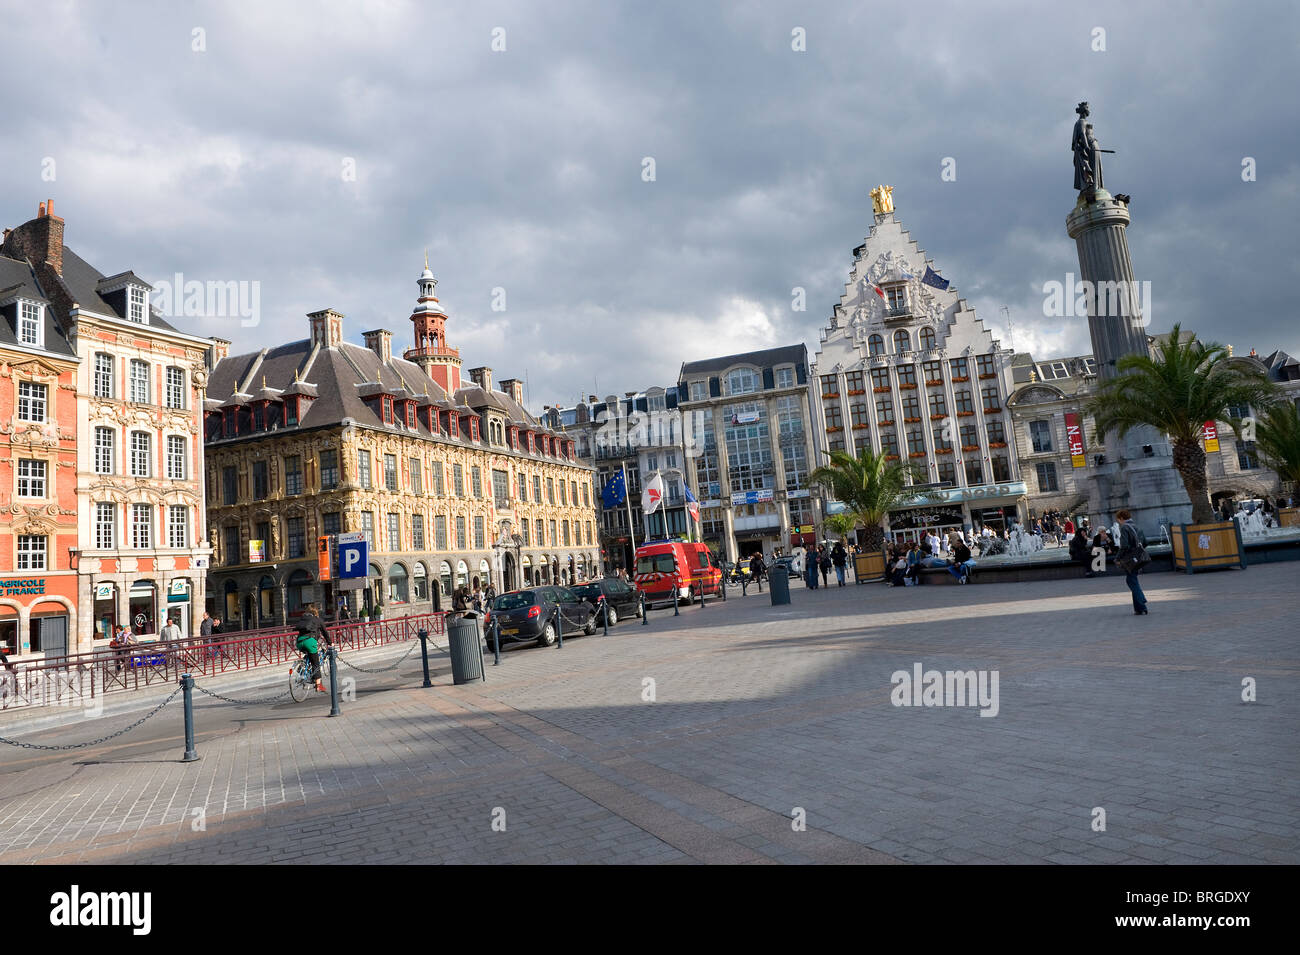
(887, 531, 976, 586)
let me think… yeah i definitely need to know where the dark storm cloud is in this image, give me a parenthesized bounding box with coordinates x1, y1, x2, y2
(2, 0, 1295, 407)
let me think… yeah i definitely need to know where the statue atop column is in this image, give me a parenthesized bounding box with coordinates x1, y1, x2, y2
(1071, 102, 1112, 193)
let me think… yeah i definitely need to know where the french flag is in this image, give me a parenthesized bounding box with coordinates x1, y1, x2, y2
(685, 485, 700, 523)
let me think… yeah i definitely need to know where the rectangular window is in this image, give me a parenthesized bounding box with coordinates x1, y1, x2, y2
(960, 424, 979, 448)
(965, 458, 984, 485)
(907, 430, 926, 455)
(384, 454, 398, 491)
(285, 455, 303, 495)
(559, 480, 568, 506)
(880, 432, 899, 456)
(902, 394, 921, 420)
(1236, 441, 1259, 471)
(131, 504, 153, 549)
(549, 520, 557, 547)
(897, 364, 917, 387)
(923, 360, 943, 383)
(17, 381, 46, 422)
(977, 353, 997, 378)
(287, 517, 305, 558)
(165, 435, 186, 479)
(285, 398, 298, 427)
(825, 404, 843, 429)
(870, 368, 890, 391)
(387, 513, 400, 551)
(933, 426, 952, 452)
(252, 460, 268, 498)
(937, 462, 957, 486)
(360, 511, 375, 547)
(949, 357, 969, 380)
(493, 469, 509, 508)
(532, 475, 542, 503)
(95, 502, 115, 549)
(987, 420, 1006, 445)
(474, 516, 485, 549)
(776, 367, 795, 389)
(168, 506, 187, 548)
(94, 427, 115, 474)
(129, 286, 147, 323)
(453, 464, 464, 496)
(256, 521, 270, 556)
(471, 466, 482, 498)
(954, 390, 974, 415)
(17, 459, 46, 497)
(547, 478, 555, 504)
(562, 521, 570, 546)
(455, 516, 467, 550)
(409, 458, 423, 495)
(991, 456, 1011, 482)
(535, 519, 544, 547)
(19, 302, 42, 345)
(1035, 461, 1059, 492)
(845, 370, 864, 393)
(521, 520, 530, 547)
(165, 367, 185, 409)
(129, 360, 151, 403)
(412, 514, 425, 549)
(222, 466, 238, 505)
(929, 392, 947, 417)
(434, 515, 447, 550)
(875, 396, 894, 421)
(358, 451, 372, 489)
(322, 511, 341, 536)
(981, 386, 1001, 413)
(16, 534, 46, 570)
(820, 374, 839, 397)
(225, 525, 240, 566)
(1029, 420, 1053, 453)
(518, 471, 527, 500)
(431, 462, 444, 497)
(690, 380, 708, 401)
(320, 450, 339, 489)
(130, 432, 151, 477)
(94, 354, 114, 397)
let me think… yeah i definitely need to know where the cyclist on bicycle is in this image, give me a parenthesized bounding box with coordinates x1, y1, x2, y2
(295, 603, 334, 693)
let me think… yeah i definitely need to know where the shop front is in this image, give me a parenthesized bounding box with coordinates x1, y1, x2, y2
(0, 573, 77, 659)
(893, 481, 1028, 537)
(164, 579, 192, 638)
(887, 505, 968, 544)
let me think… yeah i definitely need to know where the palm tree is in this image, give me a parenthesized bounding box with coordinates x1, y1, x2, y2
(1086, 323, 1278, 522)
(810, 448, 924, 553)
(1255, 402, 1300, 489)
(824, 512, 857, 544)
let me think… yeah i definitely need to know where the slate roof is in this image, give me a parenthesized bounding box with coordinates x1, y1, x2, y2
(680, 343, 808, 377)
(0, 251, 77, 358)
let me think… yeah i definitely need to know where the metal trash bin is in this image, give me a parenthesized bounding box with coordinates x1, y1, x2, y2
(769, 570, 791, 606)
(447, 616, 484, 685)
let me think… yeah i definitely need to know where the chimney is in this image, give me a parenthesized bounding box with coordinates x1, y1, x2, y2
(0, 198, 66, 276)
(363, 328, 393, 364)
(588, 394, 597, 403)
(208, 337, 232, 370)
(307, 309, 344, 349)
(499, 378, 525, 405)
(468, 366, 493, 392)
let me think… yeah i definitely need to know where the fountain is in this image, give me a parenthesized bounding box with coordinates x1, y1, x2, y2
(1233, 508, 1291, 540)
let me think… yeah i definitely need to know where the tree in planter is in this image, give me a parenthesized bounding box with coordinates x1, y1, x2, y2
(810, 449, 925, 554)
(824, 512, 858, 545)
(1086, 324, 1278, 523)
(1255, 402, 1300, 494)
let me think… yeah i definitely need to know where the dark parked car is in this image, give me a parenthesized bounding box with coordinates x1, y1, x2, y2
(570, 577, 644, 626)
(487, 586, 598, 648)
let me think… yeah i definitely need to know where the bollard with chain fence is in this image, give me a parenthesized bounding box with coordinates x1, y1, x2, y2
(335, 639, 421, 674)
(192, 683, 293, 706)
(0, 685, 183, 751)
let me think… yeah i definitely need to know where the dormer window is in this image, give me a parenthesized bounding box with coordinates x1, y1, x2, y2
(382, 396, 394, 424)
(406, 403, 416, 428)
(449, 412, 459, 436)
(18, 301, 42, 347)
(286, 398, 299, 427)
(470, 418, 480, 442)
(128, 286, 147, 323)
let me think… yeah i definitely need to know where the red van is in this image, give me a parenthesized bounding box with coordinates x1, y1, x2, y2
(633, 540, 723, 606)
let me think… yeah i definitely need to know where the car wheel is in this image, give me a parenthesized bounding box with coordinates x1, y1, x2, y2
(537, 623, 556, 647)
(605, 606, 618, 627)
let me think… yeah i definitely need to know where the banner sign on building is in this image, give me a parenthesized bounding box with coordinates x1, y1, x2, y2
(1065, 413, 1086, 468)
(731, 488, 774, 506)
(318, 536, 332, 581)
(1202, 420, 1220, 453)
(95, 583, 115, 599)
(248, 539, 266, 563)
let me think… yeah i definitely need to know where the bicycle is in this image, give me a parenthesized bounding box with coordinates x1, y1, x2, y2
(288, 644, 335, 703)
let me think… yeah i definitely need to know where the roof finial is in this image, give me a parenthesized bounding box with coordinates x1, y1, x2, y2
(261, 375, 267, 388)
(294, 367, 301, 382)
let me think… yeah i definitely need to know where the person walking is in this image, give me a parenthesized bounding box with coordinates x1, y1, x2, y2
(804, 548, 820, 590)
(1114, 510, 1150, 615)
(199, 611, 213, 645)
(831, 542, 848, 587)
(818, 547, 831, 589)
(748, 550, 766, 586)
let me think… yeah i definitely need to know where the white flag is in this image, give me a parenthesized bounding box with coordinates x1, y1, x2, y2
(642, 471, 665, 516)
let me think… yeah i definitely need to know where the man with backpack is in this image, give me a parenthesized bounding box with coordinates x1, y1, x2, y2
(295, 603, 334, 693)
(1114, 510, 1150, 615)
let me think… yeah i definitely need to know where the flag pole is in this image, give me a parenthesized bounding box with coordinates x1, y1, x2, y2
(622, 462, 637, 556)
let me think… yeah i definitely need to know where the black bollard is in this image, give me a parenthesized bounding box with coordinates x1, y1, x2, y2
(601, 598, 609, 635)
(555, 607, 564, 649)
(418, 628, 432, 688)
(641, 591, 648, 626)
(492, 616, 501, 666)
(327, 646, 341, 717)
(720, 569, 726, 602)
(673, 580, 680, 616)
(697, 578, 705, 610)
(180, 674, 199, 763)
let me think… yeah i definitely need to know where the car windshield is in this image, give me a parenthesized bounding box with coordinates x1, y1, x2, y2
(571, 584, 602, 598)
(637, 554, 676, 574)
(494, 591, 535, 610)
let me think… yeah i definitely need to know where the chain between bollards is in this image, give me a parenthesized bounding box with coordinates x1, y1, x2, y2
(491, 615, 502, 666)
(418, 629, 432, 687)
(601, 597, 609, 635)
(327, 646, 341, 717)
(181, 674, 199, 763)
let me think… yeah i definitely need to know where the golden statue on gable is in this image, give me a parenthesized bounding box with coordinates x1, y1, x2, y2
(870, 185, 894, 215)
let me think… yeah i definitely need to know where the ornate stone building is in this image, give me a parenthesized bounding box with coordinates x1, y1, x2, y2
(812, 194, 1026, 541)
(1, 201, 212, 656)
(203, 264, 598, 628)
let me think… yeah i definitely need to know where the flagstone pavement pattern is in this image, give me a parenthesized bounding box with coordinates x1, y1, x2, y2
(0, 564, 1295, 864)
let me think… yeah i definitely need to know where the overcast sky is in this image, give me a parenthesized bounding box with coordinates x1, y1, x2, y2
(3, 1, 1296, 409)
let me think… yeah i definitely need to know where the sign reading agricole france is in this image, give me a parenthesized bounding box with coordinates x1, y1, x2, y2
(1, 578, 46, 596)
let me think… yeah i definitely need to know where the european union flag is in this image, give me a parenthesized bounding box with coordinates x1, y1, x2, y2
(922, 266, 949, 291)
(601, 470, 627, 508)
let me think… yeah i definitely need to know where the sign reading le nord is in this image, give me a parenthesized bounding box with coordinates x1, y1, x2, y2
(1, 578, 46, 596)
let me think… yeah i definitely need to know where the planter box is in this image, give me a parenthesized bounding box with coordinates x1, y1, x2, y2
(1170, 520, 1246, 574)
(1279, 507, 1300, 528)
(853, 549, 887, 582)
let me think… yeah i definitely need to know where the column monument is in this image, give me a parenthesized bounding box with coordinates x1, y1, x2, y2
(1065, 101, 1191, 535)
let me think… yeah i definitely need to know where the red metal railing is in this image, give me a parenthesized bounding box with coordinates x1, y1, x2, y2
(0, 612, 447, 712)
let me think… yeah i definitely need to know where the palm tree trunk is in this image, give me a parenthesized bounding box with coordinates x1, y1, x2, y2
(860, 522, 885, 555)
(1172, 438, 1214, 522)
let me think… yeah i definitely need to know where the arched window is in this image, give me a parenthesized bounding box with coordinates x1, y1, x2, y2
(894, 330, 911, 354)
(413, 562, 428, 601)
(455, 560, 468, 590)
(726, 367, 760, 396)
(388, 563, 409, 603)
(439, 561, 453, 598)
(919, 327, 937, 350)
(868, 334, 885, 357)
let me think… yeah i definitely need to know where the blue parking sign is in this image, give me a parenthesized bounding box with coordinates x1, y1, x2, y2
(337, 534, 369, 579)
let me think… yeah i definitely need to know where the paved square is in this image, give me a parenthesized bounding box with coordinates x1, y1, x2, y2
(1, 564, 1296, 864)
